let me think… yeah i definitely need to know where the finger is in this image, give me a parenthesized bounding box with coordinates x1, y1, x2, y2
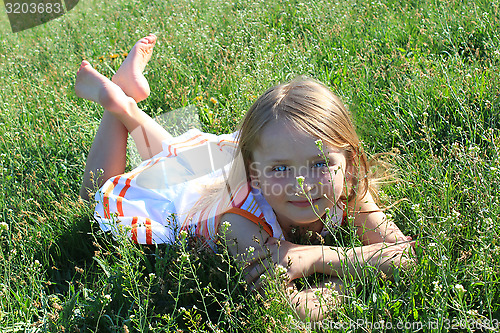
(249, 274, 266, 294)
(243, 258, 275, 285)
(265, 237, 279, 245)
(245, 251, 270, 266)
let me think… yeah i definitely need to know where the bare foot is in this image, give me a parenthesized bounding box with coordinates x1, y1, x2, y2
(112, 34, 157, 102)
(75, 60, 133, 114)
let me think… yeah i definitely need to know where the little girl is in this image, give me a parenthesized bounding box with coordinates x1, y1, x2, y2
(77, 35, 414, 321)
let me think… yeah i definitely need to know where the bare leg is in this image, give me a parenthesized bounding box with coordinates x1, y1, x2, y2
(111, 34, 171, 161)
(79, 35, 169, 200)
(79, 110, 128, 200)
(76, 61, 168, 199)
(76, 62, 170, 156)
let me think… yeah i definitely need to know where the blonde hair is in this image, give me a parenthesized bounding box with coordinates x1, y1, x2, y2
(190, 77, 372, 230)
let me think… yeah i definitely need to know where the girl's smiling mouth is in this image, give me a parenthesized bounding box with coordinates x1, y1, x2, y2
(289, 197, 321, 207)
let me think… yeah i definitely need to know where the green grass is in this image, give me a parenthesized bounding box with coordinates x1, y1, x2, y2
(0, 0, 499, 331)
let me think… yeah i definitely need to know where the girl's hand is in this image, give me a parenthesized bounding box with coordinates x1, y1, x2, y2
(344, 241, 415, 277)
(243, 237, 316, 288)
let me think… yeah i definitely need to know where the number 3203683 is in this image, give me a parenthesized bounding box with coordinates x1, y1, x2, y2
(5, 2, 63, 14)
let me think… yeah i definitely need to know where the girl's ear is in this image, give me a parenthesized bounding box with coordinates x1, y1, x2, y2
(248, 165, 261, 189)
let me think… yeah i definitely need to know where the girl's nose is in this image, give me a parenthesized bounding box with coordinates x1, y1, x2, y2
(295, 178, 313, 195)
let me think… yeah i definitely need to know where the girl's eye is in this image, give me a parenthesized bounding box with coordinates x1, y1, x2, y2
(272, 165, 288, 172)
(313, 161, 328, 168)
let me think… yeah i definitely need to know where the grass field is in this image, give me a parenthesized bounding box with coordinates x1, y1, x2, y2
(0, 0, 499, 331)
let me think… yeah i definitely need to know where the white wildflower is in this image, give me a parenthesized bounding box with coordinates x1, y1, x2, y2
(0, 222, 8, 232)
(454, 283, 466, 294)
(180, 253, 190, 262)
(296, 176, 305, 187)
(179, 230, 188, 240)
(467, 309, 479, 317)
(275, 264, 287, 276)
(221, 220, 231, 230)
(432, 280, 442, 293)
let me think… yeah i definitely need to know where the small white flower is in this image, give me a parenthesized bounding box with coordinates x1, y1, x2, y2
(454, 283, 466, 294)
(221, 220, 231, 229)
(275, 264, 287, 276)
(432, 280, 442, 293)
(149, 273, 156, 280)
(180, 253, 190, 262)
(0, 222, 8, 232)
(179, 230, 188, 240)
(467, 309, 479, 317)
(104, 294, 112, 302)
(246, 246, 255, 255)
(296, 176, 305, 187)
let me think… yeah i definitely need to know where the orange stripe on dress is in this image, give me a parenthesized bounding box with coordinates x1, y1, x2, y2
(131, 216, 138, 243)
(170, 133, 203, 147)
(218, 139, 238, 147)
(225, 207, 273, 237)
(145, 218, 152, 245)
(116, 177, 132, 216)
(248, 200, 259, 216)
(175, 139, 208, 151)
(164, 134, 205, 156)
(116, 158, 161, 216)
(103, 176, 121, 219)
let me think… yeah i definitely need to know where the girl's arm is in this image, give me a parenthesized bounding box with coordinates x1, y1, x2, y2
(262, 238, 413, 279)
(220, 212, 413, 282)
(348, 191, 409, 245)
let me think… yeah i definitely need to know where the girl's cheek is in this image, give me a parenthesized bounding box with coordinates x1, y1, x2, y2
(261, 174, 291, 189)
(319, 169, 345, 198)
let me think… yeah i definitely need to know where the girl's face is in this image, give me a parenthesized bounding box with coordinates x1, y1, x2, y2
(249, 121, 348, 233)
